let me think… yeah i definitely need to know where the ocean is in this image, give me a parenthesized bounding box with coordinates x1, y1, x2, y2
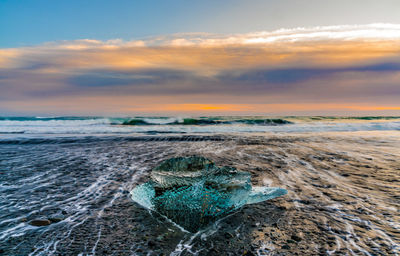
(0, 116, 399, 255)
(1, 116, 400, 135)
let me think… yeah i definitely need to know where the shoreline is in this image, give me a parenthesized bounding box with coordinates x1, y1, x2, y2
(0, 131, 399, 255)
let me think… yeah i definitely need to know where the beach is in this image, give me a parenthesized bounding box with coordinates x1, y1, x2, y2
(0, 117, 399, 255)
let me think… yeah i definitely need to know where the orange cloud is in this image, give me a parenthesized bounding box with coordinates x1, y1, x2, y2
(1, 24, 400, 73)
(344, 106, 400, 111)
(2, 94, 399, 116)
(163, 104, 252, 112)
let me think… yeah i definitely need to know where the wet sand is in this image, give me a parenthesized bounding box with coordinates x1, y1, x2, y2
(0, 131, 399, 255)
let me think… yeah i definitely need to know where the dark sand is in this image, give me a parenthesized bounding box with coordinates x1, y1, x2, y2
(0, 131, 399, 255)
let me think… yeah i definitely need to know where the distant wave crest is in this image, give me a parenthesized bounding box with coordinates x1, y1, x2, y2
(121, 118, 292, 126)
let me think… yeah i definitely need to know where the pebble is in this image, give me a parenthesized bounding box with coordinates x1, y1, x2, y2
(28, 219, 51, 226)
(291, 234, 302, 242)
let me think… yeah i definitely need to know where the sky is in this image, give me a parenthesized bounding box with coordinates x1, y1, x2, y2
(1, 0, 400, 116)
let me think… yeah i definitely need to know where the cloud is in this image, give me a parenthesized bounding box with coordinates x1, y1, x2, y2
(219, 62, 400, 84)
(68, 69, 192, 87)
(0, 24, 400, 115)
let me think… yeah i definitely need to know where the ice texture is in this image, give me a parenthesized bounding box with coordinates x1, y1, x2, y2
(130, 156, 287, 232)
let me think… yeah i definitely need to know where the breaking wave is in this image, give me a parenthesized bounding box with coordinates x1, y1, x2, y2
(0, 116, 399, 136)
(121, 117, 292, 125)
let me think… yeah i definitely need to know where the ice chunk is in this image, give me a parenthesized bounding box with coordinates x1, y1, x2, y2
(130, 156, 287, 232)
(130, 182, 155, 209)
(151, 156, 214, 188)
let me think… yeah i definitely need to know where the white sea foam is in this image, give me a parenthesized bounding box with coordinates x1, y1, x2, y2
(0, 117, 399, 136)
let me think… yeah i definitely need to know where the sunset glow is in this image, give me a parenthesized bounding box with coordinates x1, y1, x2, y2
(1, 12, 400, 116)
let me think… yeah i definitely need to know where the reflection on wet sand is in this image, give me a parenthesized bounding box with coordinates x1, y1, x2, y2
(0, 131, 399, 255)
